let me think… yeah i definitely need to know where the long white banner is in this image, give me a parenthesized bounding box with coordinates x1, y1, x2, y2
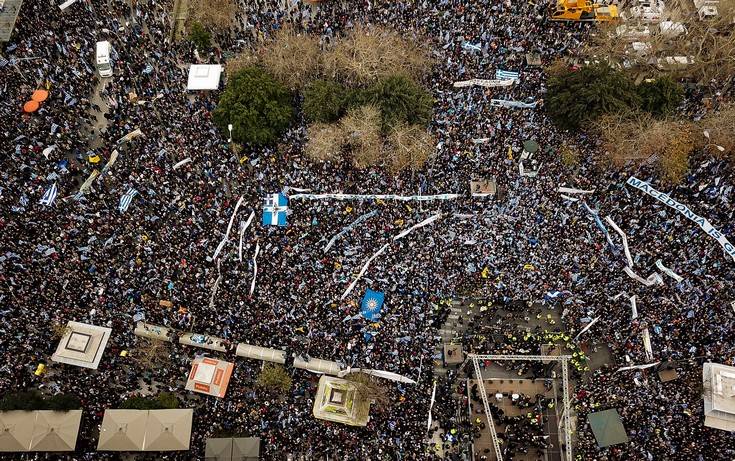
(655, 259, 683, 282)
(627, 176, 735, 262)
(490, 99, 537, 109)
(624, 266, 663, 286)
(453, 79, 514, 88)
(290, 193, 460, 202)
(340, 214, 442, 300)
(605, 216, 634, 267)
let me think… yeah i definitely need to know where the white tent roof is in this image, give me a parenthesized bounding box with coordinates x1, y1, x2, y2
(187, 65, 223, 90)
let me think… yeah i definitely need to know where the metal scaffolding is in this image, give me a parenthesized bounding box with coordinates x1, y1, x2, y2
(465, 354, 574, 461)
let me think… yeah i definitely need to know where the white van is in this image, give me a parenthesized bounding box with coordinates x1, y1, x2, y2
(96, 41, 113, 78)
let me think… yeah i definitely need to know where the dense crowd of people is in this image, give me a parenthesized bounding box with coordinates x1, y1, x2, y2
(1, 0, 735, 459)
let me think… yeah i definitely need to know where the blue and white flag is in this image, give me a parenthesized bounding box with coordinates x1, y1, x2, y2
(119, 187, 138, 213)
(262, 193, 288, 227)
(544, 290, 571, 302)
(143, 63, 153, 74)
(39, 183, 58, 206)
(495, 69, 520, 81)
(360, 289, 385, 321)
(462, 42, 482, 52)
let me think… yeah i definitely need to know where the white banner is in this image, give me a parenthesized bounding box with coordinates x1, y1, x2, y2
(605, 216, 634, 267)
(490, 99, 537, 109)
(340, 214, 441, 300)
(100, 149, 119, 175)
(624, 266, 663, 286)
(573, 316, 600, 342)
(324, 210, 379, 252)
(79, 170, 100, 193)
(642, 329, 653, 361)
(212, 196, 244, 261)
(116, 128, 144, 145)
(173, 157, 192, 170)
(655, 259, 683, 282)
(427, 380, 437, 431)
(393, 213, 441, 241)
(558, 186, 595, 195)
(341, 243, 390, 300)
(290, 193, 460, 202)
(630, 295, 638, 320)
(250, 242, 260, 296)
(453, 78, 514, 88)
(627, 176, 735, 262)
(616, 361, 660, 372)
(239, 211, 255, 262)
(59, 0, 79, 10)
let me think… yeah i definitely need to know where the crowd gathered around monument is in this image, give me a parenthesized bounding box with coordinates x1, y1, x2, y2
(1, 0, 734, 459)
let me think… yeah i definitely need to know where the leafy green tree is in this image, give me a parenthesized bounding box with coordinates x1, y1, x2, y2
(0, 391, 81, 411)
(188, 22, 211, 51)
(120, 393, 179, 410)
(364, 75, 433, 132)
(637, 76, 684, 117)
(0, 391, 44, 411)
(155, 392, 179, 409)
(302, 80, 348, 123)
(546, 63, 641, 130)
(213, 66, 294, 146)
(47, 394, 82, 411)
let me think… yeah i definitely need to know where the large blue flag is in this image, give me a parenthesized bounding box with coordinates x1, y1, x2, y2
(360, 289, 385, 321)
(262, 193, 288, 227)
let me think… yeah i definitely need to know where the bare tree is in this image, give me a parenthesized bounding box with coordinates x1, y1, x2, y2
(595, 112, 695, 184)
(305, 123, 345, 163)
(559, 142, 582, 168)
(582, 0, 735, 83)
(344, 372, 390, 410)
(51, 321, 72, 340)
(224, 53, 260, 79)
(325, 25, 432, 85)
(129, 338, 171, 371)
(189, 0, 237, 31)
(696, 103, 735, 156)
(385, 123, 434, 174)
(340, 105, 383, 169)
(258, 26, 322, 90)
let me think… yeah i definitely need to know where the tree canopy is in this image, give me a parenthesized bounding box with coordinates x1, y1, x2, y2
(302, 80, 348, 123)
(0, 391, 81, 411)
(637, 76, 684, 117)
(120, 392, 180, 410)
(546, 64, 640, 130)
(213, 66, 294, 146)
(365, 75, 433, 132)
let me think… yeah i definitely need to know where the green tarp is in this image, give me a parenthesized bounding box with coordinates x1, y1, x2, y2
(588, 409, 629, 448)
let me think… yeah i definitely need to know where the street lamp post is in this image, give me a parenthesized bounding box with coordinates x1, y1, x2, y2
(227, 123, 233, 143)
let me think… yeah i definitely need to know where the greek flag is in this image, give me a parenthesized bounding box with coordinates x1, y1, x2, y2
(39, 183, 58, 206)
(19, 194, 29, 208)
(119, 188, 138, 213)
(495, 69, 520, 81)
(262, 193, 288, 227)
(143, 63, 153, 74)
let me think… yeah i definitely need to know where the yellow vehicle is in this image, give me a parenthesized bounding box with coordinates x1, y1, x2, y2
(551, 0, 619, 21)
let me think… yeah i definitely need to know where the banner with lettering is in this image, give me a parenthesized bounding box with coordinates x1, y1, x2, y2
(626, 176, 735, 262)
